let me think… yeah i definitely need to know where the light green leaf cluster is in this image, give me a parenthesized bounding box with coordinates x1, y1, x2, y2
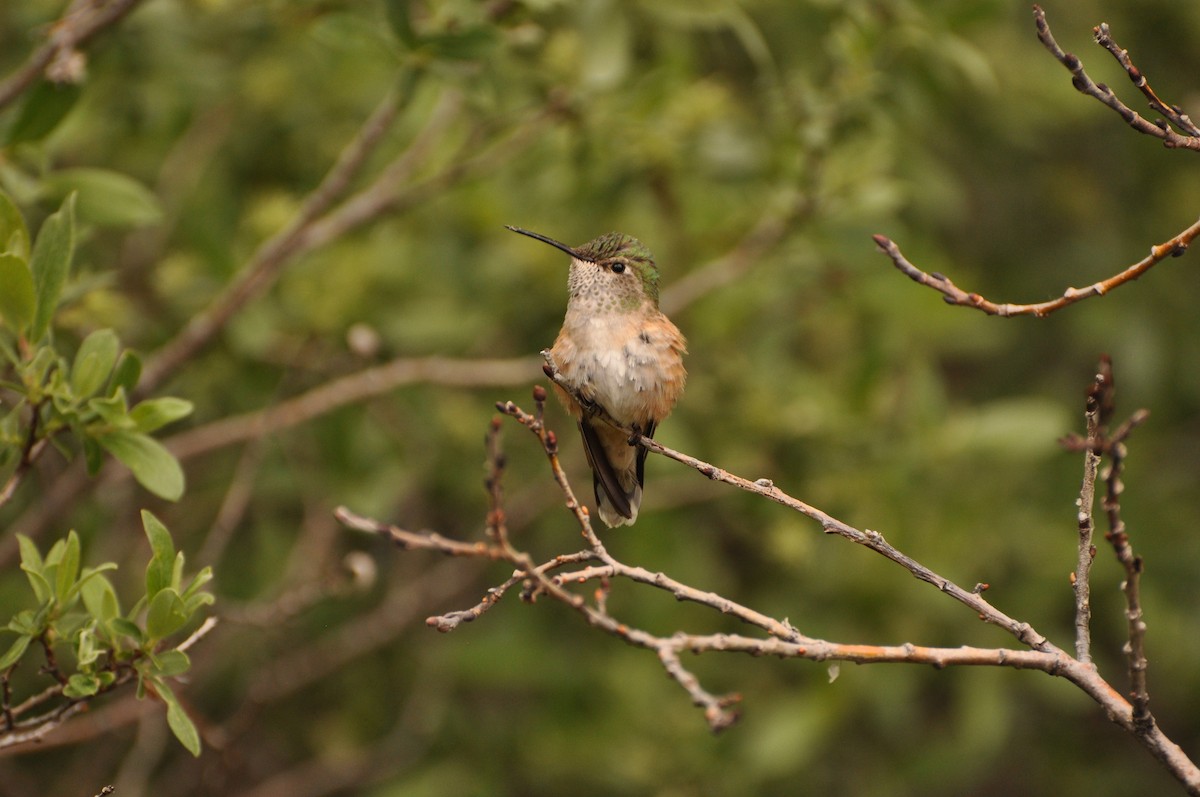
(0, 191, 191, 500)
(0, 513, 212, 756)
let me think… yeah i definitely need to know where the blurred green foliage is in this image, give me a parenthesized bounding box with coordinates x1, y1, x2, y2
(2, 0, 1200, 795)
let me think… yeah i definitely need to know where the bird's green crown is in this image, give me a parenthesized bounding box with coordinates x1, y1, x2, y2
(577, 232, 661, 304)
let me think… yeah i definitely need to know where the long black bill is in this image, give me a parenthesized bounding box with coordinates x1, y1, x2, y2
(505, 226, 591, 262)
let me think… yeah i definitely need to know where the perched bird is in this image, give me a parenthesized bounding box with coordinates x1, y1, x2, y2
(506, 226, 687, 527)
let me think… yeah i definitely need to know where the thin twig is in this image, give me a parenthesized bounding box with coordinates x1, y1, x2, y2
(1033, 6, 1200, 151)
(336, 388, 1200, 788)
(0, 0, 146, 111)
(165, 355, 538, 461)
(1102, 412, 1151, 729)
(135, 81, 417, 396)
(1093, 23, 1200, 137)
(1071, 371, 1103, 664)
(540, 354, 1053, 651)
(0, 403, 46, 510)
(872, 218, 1200, 318)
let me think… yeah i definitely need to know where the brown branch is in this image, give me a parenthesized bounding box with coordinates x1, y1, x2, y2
(1034, 6, 1200, 151)
(0, 616, 216, 754)
(336, 389, 1200, 788)
(1101, 410, 1151, 729)
(135, 81, 418, 396)
(0, 402, 47, 510)
(165, 355, 539, 462)
(876, 9, 1200, 318)
(540, 353, 1052, 650)
(336, 508, 508, 561)
(138, 88, 560, 396)
(1093, 24, 1200, 138)
(872, 217, 1200, 317)
(1071, 370, 1103, 664)
(0, 0, 146, 111)
(660, 188, 812, 316)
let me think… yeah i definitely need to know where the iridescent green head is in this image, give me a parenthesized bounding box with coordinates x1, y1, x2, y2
(506, 226, 661, 306)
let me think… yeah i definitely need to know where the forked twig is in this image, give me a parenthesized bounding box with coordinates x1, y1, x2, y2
(873, 219, 1199, 318)
(875, 8, 1200, 318)
(337, 363, 1199, 793)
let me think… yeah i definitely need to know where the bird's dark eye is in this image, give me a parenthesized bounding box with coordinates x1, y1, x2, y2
(610, 262, 626, 274)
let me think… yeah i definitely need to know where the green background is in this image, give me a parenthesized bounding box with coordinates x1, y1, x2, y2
(2, 0, 1200, 794)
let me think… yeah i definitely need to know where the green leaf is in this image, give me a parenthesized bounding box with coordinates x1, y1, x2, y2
(181, 566, 214, 602)
(423, 28, 496, 61)
(8, 611, 37, 636)
(0, 634, 31, 670)
(184, 591, 216, 615)
(54, 530, 82, 603)
(40, 168, 163, 229)
(141, 509, 175, 598)
(22, 346, 57, 395)
(70, 328, 120, 398)
(129, 397, 194, 433)
(109, 350, 142, 396)
(157, 680, 201, 756)
(63, 672, 100, 698)
(80, 572, 121, 623)
(83, 435, 105, 474)
(0, 190, 31, 258)
(29, 193, 76, 342)
(88, 390, 131, 427)
(16, 533, 44, 572)
(75, 627, 102, 667)
(146, 588, 188, 641)
(150, 648, 191, 678)
(111, 617, 144, 645)
(383, 0, 417, 47)
(16, 534, 51, 604)
(171, 551, 184, 592)
(0, 254, 35, 333)
(3, 80, 82, 146)
(97, 431, 185, 500)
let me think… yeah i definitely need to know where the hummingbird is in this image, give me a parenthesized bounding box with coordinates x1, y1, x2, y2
(506, 226, 687, 527)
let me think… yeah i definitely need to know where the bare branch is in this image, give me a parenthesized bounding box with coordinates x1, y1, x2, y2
(336, 372, 1200, 786)
(1100, 402, 1152, 729)
(0, 0, 146, 111)
(135, 81, 418, 395)
(1033, 6, 1200, 151)
(872, 218, 1200, 318)
(166, 355, 538, 462)
(1071, 368, 1104, 663)
(876, 9, 1200, 319)
(138, 87, 561, 396)
(0, 402, 48, 510)
(539, 354, 1053, 650)
(1093, 24, 1200, 138)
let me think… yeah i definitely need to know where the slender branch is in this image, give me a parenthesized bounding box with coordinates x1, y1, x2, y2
(1101, 410, 1152, 729)
(336, 509, 508, 560)
(165, 355, 539, 462)
(1071, 372, 1103, 664)
(1093, 24, 1200, 138)
(138, 88, 560, 396)
(336, 387, 1200, 789)
(0, 402, 47, 510)
(1033, 7, 1200, 151)
(872, 218, 1200, 318)
(876, 9, 1200, 318)
(0, 0, 147, 111)
(135, 80, 417, 396)
(540, 353, 1052, 650)
(660, 188, 811, 316)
